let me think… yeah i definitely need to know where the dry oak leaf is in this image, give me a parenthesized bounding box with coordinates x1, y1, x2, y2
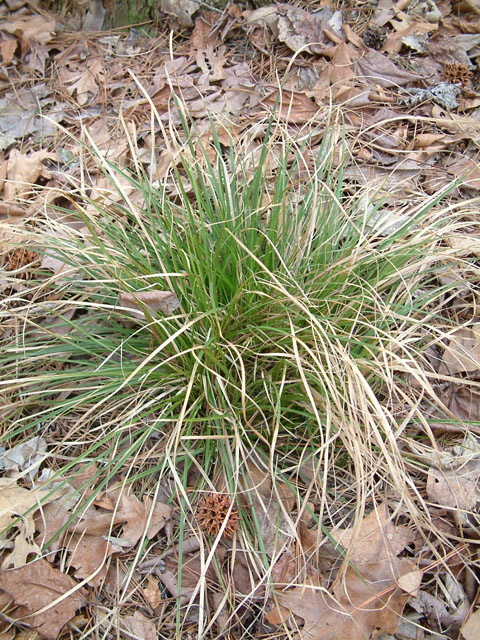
(260, 89, 318, 123)
(427, 467, 479, 516)
(143, 574, 163, 609)
(65, 58, 104, 106)
(355, 49, 421, 88)
(439, 325, 480, 375)
(1, 39, 17, 66)
(4, 149, 57, 201)
(245, 4, 340, 54)
(0, 558, 86, 640)
(268, 562, 414, 640)
(462, 607, 480, 640)
(0, 478, 39, 536)
(120, 610, 157, 640)
(0, 16, 56, 46)
(100, 487, 171, 547)
(438, 384, 480, 423)
(159, 0, 200, 26)
(267, 504, 417, 639)
(119, 290, 180, 318)
(37, 485, 170, 586)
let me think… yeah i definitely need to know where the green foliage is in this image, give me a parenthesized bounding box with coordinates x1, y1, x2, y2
(1, 121, 449, 499)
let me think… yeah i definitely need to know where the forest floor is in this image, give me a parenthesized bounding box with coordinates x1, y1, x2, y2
(2, 0, 480, 639)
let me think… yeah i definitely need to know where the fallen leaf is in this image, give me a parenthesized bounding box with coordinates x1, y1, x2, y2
(1, 436, 47, 480)
(2, 528, 42, 569)
(65, 58, 104, 106)
(331, 503, 415, 561)
(427, 468, 479, 516)
(461, 607, 480, 640)
(267, 504, 417, 639)
(0, 558, 86, 640)
(0, 39, 17, 66)
(426, 32, 480, 66)
(159, 0, 200, 27)
(439, 326, 480, 375)
(119, 290, 180, 318)
(121, 610, 157, 640)
(438, 384, 480, 423)
(410, 588, 469, 634)
(101, 487, 171, 547)
(37, 483, 171, 586)
(0, 479, 38, 536)
(426, 436, 480, 529)
(143, 574, 163, 609)
(260, 89, 318, 123)
(0, 16, 56, 46)
(446, 155, 480, 192)
(355, 49, 422, 88)
(246, 4, 341, 54)
(398, 569, 422, 597)
(4, 149, 57, 201)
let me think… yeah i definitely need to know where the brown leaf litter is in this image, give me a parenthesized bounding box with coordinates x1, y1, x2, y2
(0, 558, 87, 640)
(266, 504, 418, 640)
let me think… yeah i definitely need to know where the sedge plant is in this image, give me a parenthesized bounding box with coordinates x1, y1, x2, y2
(0, 114, 466, 636)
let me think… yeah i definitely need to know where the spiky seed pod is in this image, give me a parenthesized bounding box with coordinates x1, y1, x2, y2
(441, 63, 473, 88)
(196, 493, 239, 538)
(362, 24, 387, 50)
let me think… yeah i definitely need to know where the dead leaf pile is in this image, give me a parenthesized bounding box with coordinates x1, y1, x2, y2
(0, 455, 171, 638)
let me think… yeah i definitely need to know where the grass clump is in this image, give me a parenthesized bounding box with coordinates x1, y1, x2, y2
(0, 115, 463, 634)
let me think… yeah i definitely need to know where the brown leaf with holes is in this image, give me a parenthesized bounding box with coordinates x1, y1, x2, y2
(0, 558, 86, 640)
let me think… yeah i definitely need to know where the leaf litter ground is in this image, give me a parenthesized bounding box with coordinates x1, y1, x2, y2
(2, 0, 480, 639)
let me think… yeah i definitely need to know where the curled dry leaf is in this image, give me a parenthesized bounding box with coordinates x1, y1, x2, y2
(0, 558, 87, 640)
(119, 290, 180, 318)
